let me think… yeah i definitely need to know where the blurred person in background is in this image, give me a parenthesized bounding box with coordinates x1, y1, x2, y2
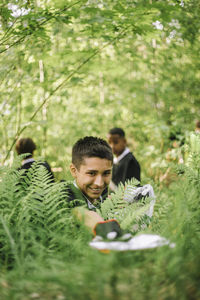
(108, 128, 141, 191)
(195, 120, 200, 133)
(16, 137, 54, 182)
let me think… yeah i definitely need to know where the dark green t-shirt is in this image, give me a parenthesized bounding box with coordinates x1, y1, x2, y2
(65, 181, 108, 211)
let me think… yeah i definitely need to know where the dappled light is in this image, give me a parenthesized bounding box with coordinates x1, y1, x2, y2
(0, 0, 200, 299)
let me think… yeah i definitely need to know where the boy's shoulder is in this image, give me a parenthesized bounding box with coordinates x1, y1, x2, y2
(62, 180, 108, 209)
(66, 181, 85, 200)
(119, 152, 136, 163)
(62, 180, 86, 207)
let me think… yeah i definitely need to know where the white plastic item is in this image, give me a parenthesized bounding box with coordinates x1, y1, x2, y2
(89, 234, 175, 251)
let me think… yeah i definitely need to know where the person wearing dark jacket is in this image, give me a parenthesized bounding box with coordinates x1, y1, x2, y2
(15, 137, 54, 182)
(108, 128, 141, 191)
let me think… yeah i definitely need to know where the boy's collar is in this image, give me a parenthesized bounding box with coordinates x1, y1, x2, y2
(73, 180, 103, 209)
(114, 147, 130, 164)
(22, 158, 35, 165)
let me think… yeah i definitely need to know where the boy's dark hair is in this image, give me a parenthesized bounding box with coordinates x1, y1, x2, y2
(196, 120, 200, 129)
(169, 127, 185, 146)
(16, 138, 36, 157)
(109, 127, 125, 137)
(72, 136, 113, 169)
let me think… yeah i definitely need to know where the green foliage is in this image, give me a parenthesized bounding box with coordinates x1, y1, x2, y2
(98, 179, 154, 231)
(0, 161, 74, 269)
(0, 2, 200, 297)
(0, 148, 199, 299)
(0, 0, 200, 183)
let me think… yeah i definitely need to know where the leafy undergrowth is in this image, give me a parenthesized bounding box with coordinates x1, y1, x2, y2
(0, 154, 199, 300)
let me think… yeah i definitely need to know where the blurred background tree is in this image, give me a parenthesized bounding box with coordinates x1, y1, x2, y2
(0, 0, 199, 181)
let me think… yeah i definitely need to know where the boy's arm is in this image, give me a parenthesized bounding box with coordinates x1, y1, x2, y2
(72, 207, 123, 239)
(72, 207, 104, 233)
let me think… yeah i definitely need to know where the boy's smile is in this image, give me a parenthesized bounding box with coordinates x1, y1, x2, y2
(70, 157, 112, 202)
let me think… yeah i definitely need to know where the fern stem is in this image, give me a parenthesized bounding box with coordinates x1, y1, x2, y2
(0, 215, 21, 268)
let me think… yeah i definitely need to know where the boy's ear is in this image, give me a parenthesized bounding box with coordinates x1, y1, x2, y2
(70, 163, 77, 178)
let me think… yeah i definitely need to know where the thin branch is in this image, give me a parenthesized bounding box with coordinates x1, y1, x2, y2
(0, 0, 82, 53)
(0, 65, 15, 86)
(3, 25, 131, 163)
(0, 18, 18, 43)
(0, 75, 24, 116)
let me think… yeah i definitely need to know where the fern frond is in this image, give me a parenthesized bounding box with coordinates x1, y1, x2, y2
(0, 160, 74, 268)
(99, 178, 156, 231)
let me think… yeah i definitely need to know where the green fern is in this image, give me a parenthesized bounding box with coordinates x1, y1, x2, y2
(0, 161, 73, 268)
(98, 178, 155, 231)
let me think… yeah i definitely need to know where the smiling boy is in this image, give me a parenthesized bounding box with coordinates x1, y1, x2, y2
(66, 136, 153, 243)
(66, 136, 124, 236)
(67, 136, 113, 211)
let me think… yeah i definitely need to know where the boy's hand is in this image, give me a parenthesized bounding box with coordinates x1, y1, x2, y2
(72, 207, 104, 233)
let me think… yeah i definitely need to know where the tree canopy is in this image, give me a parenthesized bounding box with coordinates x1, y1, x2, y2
(0, 0, 200, 179)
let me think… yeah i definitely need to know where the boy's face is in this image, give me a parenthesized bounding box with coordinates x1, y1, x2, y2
(70, 157, 112, 202)
(108, 134, 126, 157)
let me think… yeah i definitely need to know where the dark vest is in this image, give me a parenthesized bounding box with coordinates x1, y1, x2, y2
(112, 152, 141, 186)
(20, 160, 54, 183)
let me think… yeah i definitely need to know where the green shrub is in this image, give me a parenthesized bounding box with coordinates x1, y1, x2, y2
(0, 150, 199, 300)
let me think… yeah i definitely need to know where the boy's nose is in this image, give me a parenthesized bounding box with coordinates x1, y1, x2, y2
(94, 175, 104, 186)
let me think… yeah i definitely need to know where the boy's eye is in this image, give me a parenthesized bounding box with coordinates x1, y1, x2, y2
(104, 171, 111, 176)
(87, 171, 96, 176)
